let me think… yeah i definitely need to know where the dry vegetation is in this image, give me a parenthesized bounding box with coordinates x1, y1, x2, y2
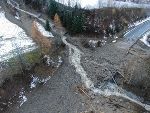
(31, 21, 53, 54)
(84, 8, 145, 35)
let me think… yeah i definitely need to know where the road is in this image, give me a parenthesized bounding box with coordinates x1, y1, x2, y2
(124, 19, 150, 43)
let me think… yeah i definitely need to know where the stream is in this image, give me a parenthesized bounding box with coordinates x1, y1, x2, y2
(62, 36, 150, 112)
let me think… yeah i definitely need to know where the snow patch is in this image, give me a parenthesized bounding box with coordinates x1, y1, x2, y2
(15, 12, 20, 20)
(114, 36, 118, 39)
(19, 88, 27, 107)
(140, 31, 150, 47)
(30, 76, 39, 89)
(15, 16, 20, 20)
(43, 55, 63, 67)
(112, 40, 117, 43)
(129, 17, 150, 28)
(56, 0, 150, 9)
(30, 75, 51, 89)
(35, 22, 54, 38)
(0, 11, 35, 61)
(89, 40, 98, 48)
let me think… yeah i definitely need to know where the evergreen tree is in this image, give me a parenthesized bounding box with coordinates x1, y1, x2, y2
(48, 0, 58, 19)
(71, 13, 85, 34)
(45, 19, 51, 31)
(71, 4, 85, 34)
(61, 10, 73, 30)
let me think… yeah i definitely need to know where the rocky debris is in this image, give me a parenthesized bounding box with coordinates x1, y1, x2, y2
(82, 40, 107, 49)
(42, 55, 63, 68)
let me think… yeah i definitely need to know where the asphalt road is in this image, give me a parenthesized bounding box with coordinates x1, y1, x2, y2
(124, 20, 150, 42)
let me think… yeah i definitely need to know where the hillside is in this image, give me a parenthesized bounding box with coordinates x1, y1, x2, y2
(0, 0, 150, 113)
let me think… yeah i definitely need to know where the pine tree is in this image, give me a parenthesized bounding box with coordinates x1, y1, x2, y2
(71, 4, 85, 34)
(71, 13, 85, 34)
(45, 19, 51, 31)
(48, 0, 58, 19)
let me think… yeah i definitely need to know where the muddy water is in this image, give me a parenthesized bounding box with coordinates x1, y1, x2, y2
(62, 36, 150, 112)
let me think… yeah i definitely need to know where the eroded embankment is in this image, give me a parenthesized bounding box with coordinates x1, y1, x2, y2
(62, 36, 150, 112)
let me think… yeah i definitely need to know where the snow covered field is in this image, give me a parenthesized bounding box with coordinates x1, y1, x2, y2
(56, 0, 150, 9)
(0, 11, 35, 62)
(35, 22, 54, 37)
(140, 31, 150, 47)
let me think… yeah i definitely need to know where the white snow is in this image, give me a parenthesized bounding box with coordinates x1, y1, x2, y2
(15, 12, 20, 20)
(114, 36, 118, 39)
(56, 0, 150, 9)
(30, 75, 39, 89)
(41, 76, 51, 84)
(129, 17, 150, 28)
(140, 31, 150, 47)
(57, 56, 63, 68)
(0, 11, 35, 62)
(19, 88, 27, 107)
(89, 40, 98, 48)
(7, 0, 47, 24)
(30, 75, 51, 89)
(112, 40, 117, 43)
(15, 16, 20, 20)
(43, 55, 63, 67)
(35, 22, 54, 38)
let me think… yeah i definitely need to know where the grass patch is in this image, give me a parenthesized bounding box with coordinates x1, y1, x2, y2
(5, 48, 42, 73)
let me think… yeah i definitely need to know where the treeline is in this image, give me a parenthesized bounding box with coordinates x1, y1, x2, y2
(47, 0, 85, 34)
(23, 0, 85, 34)
(23, 0, 45, 9)
(23, 0, 146, 36)
(83, 8, 146, 36)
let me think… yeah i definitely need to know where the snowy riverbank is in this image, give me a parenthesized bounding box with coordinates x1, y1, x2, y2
(0, 11, 35, 62)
